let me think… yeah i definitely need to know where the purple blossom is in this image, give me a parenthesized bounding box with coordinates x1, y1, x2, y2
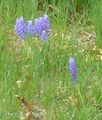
(69, 57, 78, 83)
(14, 15, 51, 41)
(14, 16, 27, 39)
(40, 30, 48, 41)
(27, 20, 36, 36)
(40, 15, 50, 30)
(34, 17, 44, 36)
(34, 15, 51, 40)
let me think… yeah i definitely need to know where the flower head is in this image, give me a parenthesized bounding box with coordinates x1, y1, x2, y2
(27, 20, 36, 36)
(40, 30, 48, 41)
(41, 15, 50, 30)
(14, 15, 51, 41)
(34, 15, 51, 40)
(69, 57, 78, 83)
(14, 16, 27, 39)
(34, 17, 44, 36)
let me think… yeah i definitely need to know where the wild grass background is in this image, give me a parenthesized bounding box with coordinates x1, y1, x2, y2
(0, 0, 102, 120)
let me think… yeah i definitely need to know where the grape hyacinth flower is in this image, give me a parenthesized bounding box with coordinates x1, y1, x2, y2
(34, 15, 51, 40)
(14, 16, 27, 39)
(40, 30, 48, 41)
(14, 15, 51, 41)
(34, 17, 44, 36)
(69, 57, 78, 83)
(27, 20, 36, 36)
(40, 15, 50, 30)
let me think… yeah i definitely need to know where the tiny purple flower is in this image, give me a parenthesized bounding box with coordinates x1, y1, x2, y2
(34, 17, 43, 36)
(40, 30, 48, 41)
(41, 15, 50, 30)
(27, 20, 36, 36)
(14, 16, 27, 39)
(34, 15, 51, 40)
(69, 57, 78, 83)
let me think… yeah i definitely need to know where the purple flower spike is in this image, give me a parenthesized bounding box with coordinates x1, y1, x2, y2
(69, 57, 78, 83)
(34, 15, 51, 40)
(40, 30, 48, 41)
(41, 15, 50, 30)
(34, 17, 43, 36)
(14, 16, 27, 39)
(27, 20, 36, 36)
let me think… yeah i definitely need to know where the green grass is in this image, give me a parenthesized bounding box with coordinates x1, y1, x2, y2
(0, 0, 102, 120)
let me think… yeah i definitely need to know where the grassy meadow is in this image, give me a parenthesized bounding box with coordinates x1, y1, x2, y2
(0, 0, 102, 119)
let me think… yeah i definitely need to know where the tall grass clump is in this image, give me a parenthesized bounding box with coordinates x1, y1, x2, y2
(0, 0, 102, 120)
(91, 0, 102, 48)
(42, 0, 91, 30)
(0, 0, 38, 24)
